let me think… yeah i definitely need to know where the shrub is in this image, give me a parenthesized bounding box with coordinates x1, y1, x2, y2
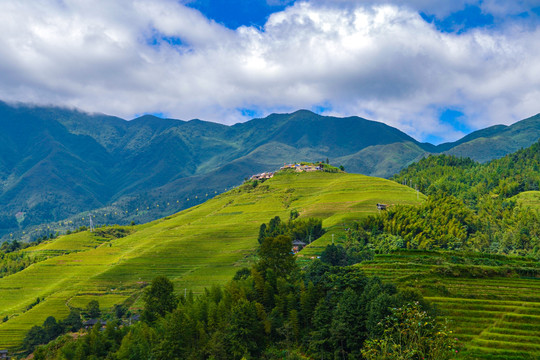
(362, 302, 460, 360)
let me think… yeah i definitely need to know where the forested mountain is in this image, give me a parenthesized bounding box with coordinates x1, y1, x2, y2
(393, 141, 540, 203)
(435, 113, 540, 162)
(378, 141, 540, 254)
(0, 101, 538, 240)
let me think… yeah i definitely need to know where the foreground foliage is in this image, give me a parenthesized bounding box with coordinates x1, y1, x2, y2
(362, 302, 459, 360)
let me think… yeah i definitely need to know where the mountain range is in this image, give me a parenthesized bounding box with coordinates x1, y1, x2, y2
(0, 100, 539, 240)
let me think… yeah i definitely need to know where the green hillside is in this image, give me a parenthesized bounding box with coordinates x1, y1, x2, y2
(0, 171, 422, 349)
(514, 191, 540, 211)
(336, 141, 427, 178)
(339, 140, 540, 358)
(358, 250, 540, 359)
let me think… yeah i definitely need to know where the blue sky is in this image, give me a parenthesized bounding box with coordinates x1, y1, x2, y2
(185, 0, 294, 29)
(0, 0, 539, 143)
(188, 0, 496, 31)
(187, 0, 540, 29)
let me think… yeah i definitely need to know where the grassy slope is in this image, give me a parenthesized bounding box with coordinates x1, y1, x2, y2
(0, 172, 421, 349)
(513, 191, 540, 211)
(357, 250, 540, 359)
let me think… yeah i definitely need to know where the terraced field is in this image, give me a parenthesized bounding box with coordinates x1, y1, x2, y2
(0, 171, 422, 349)
(359, 251, 540, 359)
(514, 191, 540, 211)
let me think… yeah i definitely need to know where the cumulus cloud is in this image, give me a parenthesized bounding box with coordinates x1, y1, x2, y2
(0, 0, 539, 142)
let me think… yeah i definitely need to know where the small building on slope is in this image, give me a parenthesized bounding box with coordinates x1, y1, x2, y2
(292, 240, 307, 254)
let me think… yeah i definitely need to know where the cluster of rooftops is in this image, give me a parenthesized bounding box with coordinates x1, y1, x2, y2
(280, 163, 324, 172)
(250, 163, 324, 181)
(82, 314, 140, 330)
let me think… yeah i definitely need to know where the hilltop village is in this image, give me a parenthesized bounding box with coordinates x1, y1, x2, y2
(249, 162, 327, 181)
(250, 163, 391, 213)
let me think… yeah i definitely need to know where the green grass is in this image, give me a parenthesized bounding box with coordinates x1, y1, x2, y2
(24, 231, 103, 253)
(513, 191, 540, 210)
(0, 172, 421, 349)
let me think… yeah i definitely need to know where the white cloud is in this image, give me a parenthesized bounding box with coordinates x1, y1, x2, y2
(0, 0, 539, 142)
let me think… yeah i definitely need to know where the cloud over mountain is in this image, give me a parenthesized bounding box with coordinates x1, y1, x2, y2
(0, 0, 539, 142)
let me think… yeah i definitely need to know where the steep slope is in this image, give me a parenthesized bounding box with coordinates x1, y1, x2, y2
(435, 124, 508, 152)
(0, 104, 116, 226)
(335, 141, 427, 177)
(0, 171, 422, 348)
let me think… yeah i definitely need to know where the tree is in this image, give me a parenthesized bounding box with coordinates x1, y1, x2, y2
(331, 288, 366, 359)
(299, 281, 318, 328)
(289, 209, 299, 221)
(257, 235, 296, 278)
(114, 304, 128, 319)
(233, 267, 251, 281)
(309, 298, 333, 358)
(258, 223, 267, 244)
(225, 299, 264, 359)
(153, 309, 195, 359)
(362, 302, 460, 360)
(116, 323, 157, 360)
(63, 309, 82, 332)
(267, 216, 282, 236)
(43, 316, 62, 342)
(86, 300, 101, 318)
(320, 243, 348, 266)
(23, 325, 47, 353)
(143, 276, 178, 321)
